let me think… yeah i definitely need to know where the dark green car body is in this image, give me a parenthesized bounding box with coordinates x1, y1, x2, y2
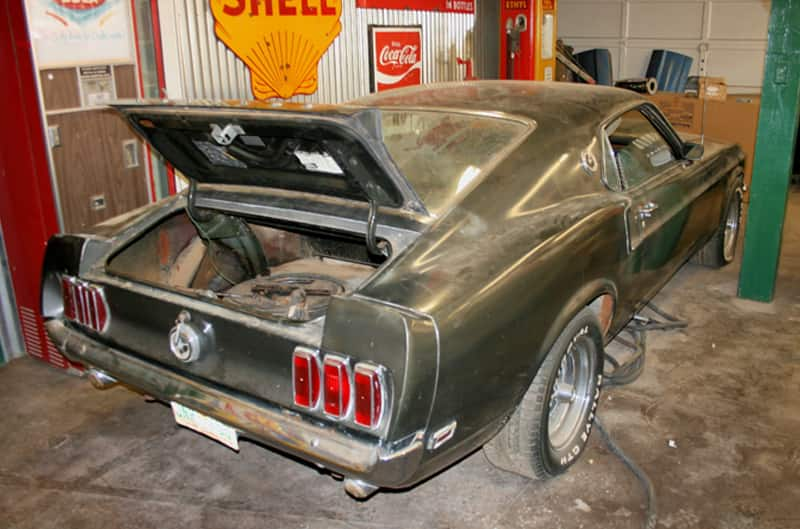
(41, 81, 744, 492)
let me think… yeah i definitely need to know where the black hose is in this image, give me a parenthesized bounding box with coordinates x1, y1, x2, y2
(594, 417, 658, 529)
(604, 302, 687, 386)
(596, 301, 687, 529)
(640, 301, 688, 331)
(604, 327, 647, 387)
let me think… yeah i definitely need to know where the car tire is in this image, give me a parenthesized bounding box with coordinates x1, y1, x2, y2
(693, 190, 742, 268)
(484, 307, 604, 480)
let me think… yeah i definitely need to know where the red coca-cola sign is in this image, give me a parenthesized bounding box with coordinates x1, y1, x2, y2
(369, 26, 422, 93)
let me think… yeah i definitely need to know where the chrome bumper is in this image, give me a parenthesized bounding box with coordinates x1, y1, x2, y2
(45, 319, 425, 488)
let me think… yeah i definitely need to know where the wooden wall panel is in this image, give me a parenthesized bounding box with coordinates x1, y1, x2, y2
(40, 68, 80, 110)
(48, 109, 148, 232)
(114, 64, 138, 99)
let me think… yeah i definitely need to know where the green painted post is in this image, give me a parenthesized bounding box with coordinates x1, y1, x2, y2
(738, 0, 800, 302)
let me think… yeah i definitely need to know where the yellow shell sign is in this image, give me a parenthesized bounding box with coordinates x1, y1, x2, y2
(209, 0, 342, 99)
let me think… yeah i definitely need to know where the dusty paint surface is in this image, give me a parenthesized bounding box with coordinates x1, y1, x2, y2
(2, 192, 799, 529)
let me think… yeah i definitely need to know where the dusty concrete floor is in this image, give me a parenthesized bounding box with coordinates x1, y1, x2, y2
(2, 191, 799, 529)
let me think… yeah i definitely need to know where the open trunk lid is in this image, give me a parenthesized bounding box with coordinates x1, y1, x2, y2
(114, 103, 422, 211)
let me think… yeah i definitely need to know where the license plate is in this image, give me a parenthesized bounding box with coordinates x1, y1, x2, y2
(171, 402, 239, 451)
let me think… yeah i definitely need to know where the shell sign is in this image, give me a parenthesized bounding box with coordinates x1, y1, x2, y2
(209, 0, 342, 99)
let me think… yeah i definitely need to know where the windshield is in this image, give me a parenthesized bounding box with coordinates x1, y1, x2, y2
(380, 110, 530, 215)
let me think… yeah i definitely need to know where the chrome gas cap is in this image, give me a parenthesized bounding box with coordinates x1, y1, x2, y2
(169, 311, 206, 363)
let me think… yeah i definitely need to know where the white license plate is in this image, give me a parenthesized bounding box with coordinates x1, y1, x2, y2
(171, 402, 239, 451)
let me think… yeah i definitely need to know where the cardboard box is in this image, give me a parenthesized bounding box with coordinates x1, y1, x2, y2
(686, 76, 728, 101)
(645, 93, 704, 134)
(645, 93, 761, 201)
(704, 94, 761, 197)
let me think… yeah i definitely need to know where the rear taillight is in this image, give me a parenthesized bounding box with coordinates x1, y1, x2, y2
(323, 355, 351, 418)
(292, 348, 389, 429)
(60, 276, 109, 333)
(292, 347, 321, 408)
(61, 276, 76, 321)
(354, 363, 384, 429)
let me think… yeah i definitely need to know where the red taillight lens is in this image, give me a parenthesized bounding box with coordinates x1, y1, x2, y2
(354, 364, 383, 429)
(292, 348, 320, 408)
(60, 276, 108, 333)
(93, 289, 108, 330)
(61, 277, 76, 321)
(323, 355, 351, 418)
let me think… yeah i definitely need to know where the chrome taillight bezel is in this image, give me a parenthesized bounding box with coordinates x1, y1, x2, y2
(292, 346, 322, 410)
(322, 353, 353, 420)
(292, 348, 391, 431)
(60, 275, 110, 334)
(353, 362, 387, 430)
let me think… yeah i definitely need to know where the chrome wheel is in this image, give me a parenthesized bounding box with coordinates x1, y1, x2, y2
(723, 197, 741, 263)
(548, 334, 595, 451)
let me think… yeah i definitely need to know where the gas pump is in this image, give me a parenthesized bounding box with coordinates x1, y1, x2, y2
(499, 0, 557, 81)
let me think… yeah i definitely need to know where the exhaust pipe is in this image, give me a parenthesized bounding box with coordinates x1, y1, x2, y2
(87, 368, 117, 389)
(343, 478, 378, 500)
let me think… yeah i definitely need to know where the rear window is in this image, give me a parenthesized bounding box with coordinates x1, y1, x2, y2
(380, 110, 530, 216)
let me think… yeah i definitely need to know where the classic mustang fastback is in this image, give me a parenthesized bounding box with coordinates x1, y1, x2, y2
(41, 81, 743, 498)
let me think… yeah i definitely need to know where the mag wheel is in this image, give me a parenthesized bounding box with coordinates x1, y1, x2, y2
(722, 193, 741, 263)
(548, 331, 596, 456)
(694, 190, 742, 268)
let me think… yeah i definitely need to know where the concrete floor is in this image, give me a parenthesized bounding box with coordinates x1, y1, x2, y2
(2, 191, 799, 529)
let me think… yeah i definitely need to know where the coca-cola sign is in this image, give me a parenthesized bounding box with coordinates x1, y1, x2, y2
(369, 26, 422, 93)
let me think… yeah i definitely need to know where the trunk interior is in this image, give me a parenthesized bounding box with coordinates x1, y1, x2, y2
(105, 209, 387, 323)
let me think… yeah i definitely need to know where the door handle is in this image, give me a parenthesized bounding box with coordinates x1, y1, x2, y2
(636, 201, 659, 219)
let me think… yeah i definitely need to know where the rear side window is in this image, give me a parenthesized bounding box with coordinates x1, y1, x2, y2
(605, 108, 676, 189)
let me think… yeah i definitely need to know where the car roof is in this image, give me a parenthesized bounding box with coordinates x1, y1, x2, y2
(350, 80, 644, 128)
(115, 81, 643, 132)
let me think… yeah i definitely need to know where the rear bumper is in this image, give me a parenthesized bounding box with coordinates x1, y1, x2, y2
(45, 319, 425, 488)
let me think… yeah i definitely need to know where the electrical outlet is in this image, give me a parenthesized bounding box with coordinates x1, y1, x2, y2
(123, 139, 139, 168)
(90, 194, 106, 211)
(47, 125, 61, 148)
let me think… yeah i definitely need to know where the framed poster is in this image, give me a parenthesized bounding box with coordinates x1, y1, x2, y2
(368, 26, 423, 93)
(26, 0, 133, 67)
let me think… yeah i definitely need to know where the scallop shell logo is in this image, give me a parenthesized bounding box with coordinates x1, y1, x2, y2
(209, 0, 342, 100)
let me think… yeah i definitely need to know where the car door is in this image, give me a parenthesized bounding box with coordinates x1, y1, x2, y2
(603, 105, 696, 295)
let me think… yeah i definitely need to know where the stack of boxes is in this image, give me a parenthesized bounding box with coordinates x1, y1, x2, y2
(646, 84, 760, 202)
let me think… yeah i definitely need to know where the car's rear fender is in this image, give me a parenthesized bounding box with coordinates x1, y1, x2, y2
(391, 200, 626, 460)
(321, 295, 439, 442)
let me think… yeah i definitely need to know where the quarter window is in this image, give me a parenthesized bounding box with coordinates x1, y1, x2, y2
(602, 134, 622, 191)
(605, 108, 676, 189)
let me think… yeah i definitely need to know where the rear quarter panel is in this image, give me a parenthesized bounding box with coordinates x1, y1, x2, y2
(359, 132, 631, 476)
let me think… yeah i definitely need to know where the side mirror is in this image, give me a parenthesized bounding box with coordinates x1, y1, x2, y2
(684, 142, 704, 161)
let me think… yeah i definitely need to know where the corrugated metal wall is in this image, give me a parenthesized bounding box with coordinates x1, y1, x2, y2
(159, 0, 475, 103)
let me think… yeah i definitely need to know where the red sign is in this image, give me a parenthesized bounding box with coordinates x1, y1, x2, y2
(357, 0, 473, 14)
(369, 26, 422, 93)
